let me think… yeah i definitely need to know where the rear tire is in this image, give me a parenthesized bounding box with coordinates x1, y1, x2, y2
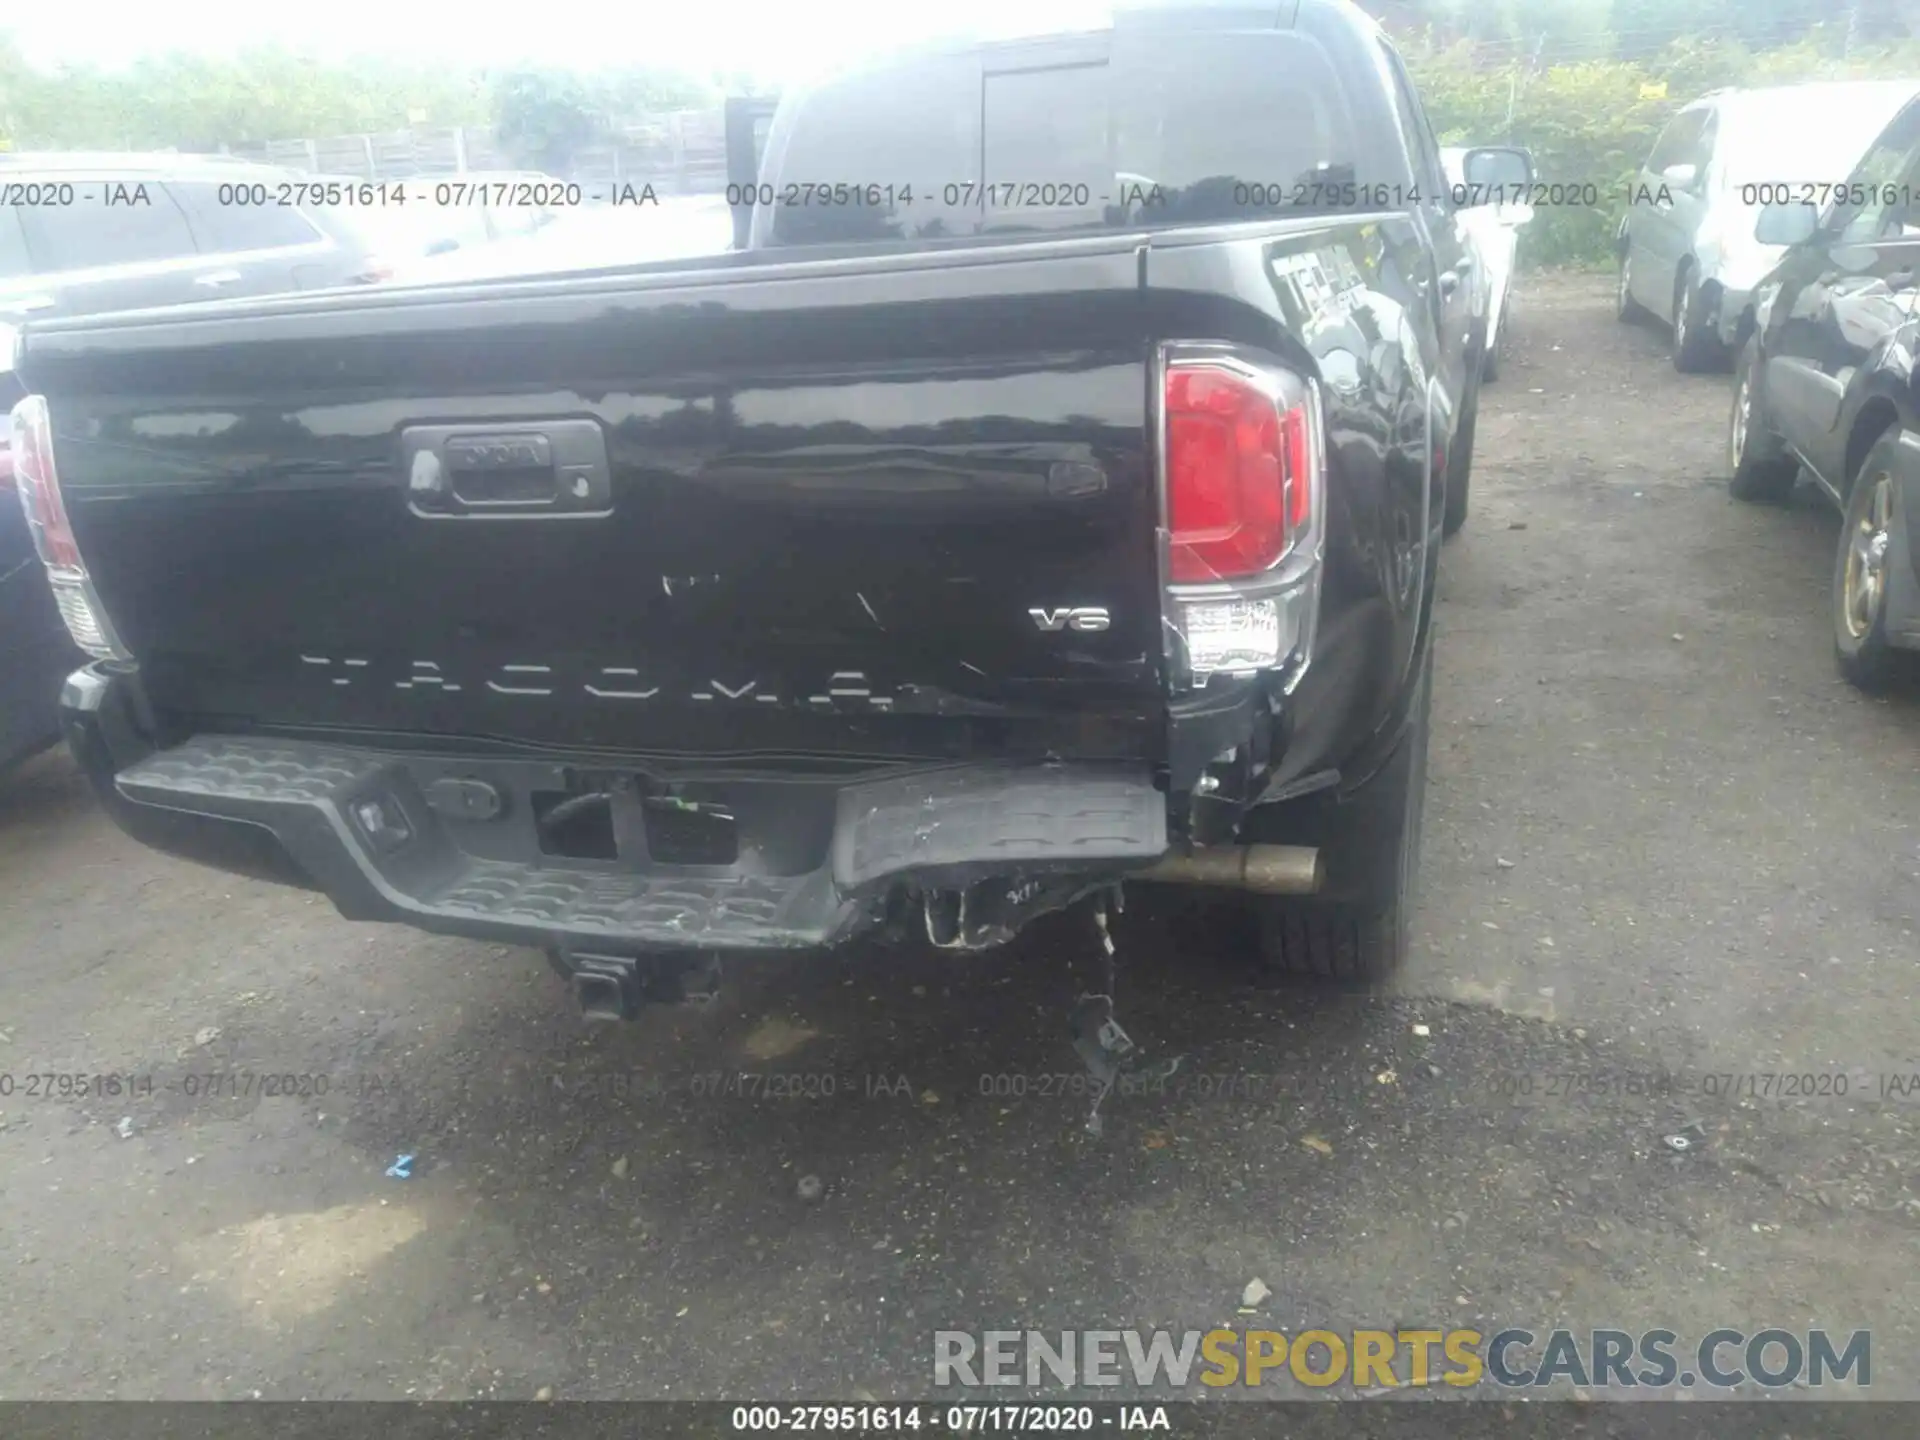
(1833, 433, 1914, 692)
(1251, 639, 1432, 985)
(1728, 335, 1798, 503)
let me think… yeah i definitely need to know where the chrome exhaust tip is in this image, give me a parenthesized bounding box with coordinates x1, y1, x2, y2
(1135, 844, 1323, 895)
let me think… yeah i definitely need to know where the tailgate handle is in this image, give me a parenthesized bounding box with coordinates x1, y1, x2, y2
(401, 420, 611, 516)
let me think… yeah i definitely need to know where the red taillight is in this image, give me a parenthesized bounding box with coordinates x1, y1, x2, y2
(10, 393, 127, 659)
(11, 397, 62, 556)
(1159, 348, 1325, 683)
(1165, 361, 1314, 583)
(11, 394, 82, 568)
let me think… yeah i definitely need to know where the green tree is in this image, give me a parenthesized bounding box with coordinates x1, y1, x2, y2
(597, 67, 713, 119)
(491, 69, 604, 172)
(0, 32, 489, 149)
(1408, 24, 1920, 267)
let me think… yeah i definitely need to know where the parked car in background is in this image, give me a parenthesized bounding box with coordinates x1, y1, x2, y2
(0, 323, 81, 771)
(1729, 92, 1920, 689)
(16, 0, 1528, 1011)
(416, 169, 571, 243)
(0, 153, 394, 322)
(301, 169, 571, 278)
(387, 194, 734, 286)
(329, 202, 478, 274)
(1616, 80, 1920, 372)
(1442, 144, 1531, 381)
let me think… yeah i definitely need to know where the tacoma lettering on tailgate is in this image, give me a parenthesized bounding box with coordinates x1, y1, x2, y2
(297, 655, 898, 710)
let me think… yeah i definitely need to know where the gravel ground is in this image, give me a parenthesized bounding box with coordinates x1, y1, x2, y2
(0, 271, 1916, 1404)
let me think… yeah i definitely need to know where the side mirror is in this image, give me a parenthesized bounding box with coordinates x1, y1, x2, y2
(1459, 146, 1533, 203)
(1755, 200, 1819, 247)
(1659, 162, 1699, 190)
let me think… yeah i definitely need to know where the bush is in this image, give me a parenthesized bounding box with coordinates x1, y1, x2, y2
(1405, 27, 1920, 268)
(0, 32, 710, 156)
(0, 38, 490, 149)
(491, 71, 604, 173)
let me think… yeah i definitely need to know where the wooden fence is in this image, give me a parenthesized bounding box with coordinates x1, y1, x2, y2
(227, 110, 730, 193)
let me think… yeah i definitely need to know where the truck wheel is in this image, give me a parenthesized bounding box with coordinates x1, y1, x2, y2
(1251, 639, 1432, 984)
(1672, 267, 1723, 373)
(1833, 434, 1913, 692)
(1728, 335, 1797, 503)
(1442, 385, 1478, 538)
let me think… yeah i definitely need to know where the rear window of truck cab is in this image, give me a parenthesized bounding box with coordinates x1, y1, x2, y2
(755, 20, 1403, 249)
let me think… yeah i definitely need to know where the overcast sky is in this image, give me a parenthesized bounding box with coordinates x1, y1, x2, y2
(8, 0, 1122, 83)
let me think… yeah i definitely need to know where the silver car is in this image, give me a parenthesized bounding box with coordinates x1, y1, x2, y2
(386, 195, 736, 286)
(1615, 80, 1920, 371)
(1442, 146, 1531, 382)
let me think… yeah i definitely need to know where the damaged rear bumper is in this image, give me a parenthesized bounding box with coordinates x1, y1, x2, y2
(62, 666, 1176, 955)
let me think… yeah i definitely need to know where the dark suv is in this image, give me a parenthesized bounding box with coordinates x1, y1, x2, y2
(1729, 91, 1920, 690)
(0, 153, 389, 323)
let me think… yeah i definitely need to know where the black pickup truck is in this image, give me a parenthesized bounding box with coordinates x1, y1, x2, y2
(12, 0, 1527, 1025)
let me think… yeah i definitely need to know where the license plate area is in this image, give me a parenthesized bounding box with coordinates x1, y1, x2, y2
(530, 775, 740, 868)
(635, 786, 740, 867)
(401, 756, 842, 879)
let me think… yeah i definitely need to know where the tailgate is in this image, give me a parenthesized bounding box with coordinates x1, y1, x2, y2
(25, 243, 1164, 763)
